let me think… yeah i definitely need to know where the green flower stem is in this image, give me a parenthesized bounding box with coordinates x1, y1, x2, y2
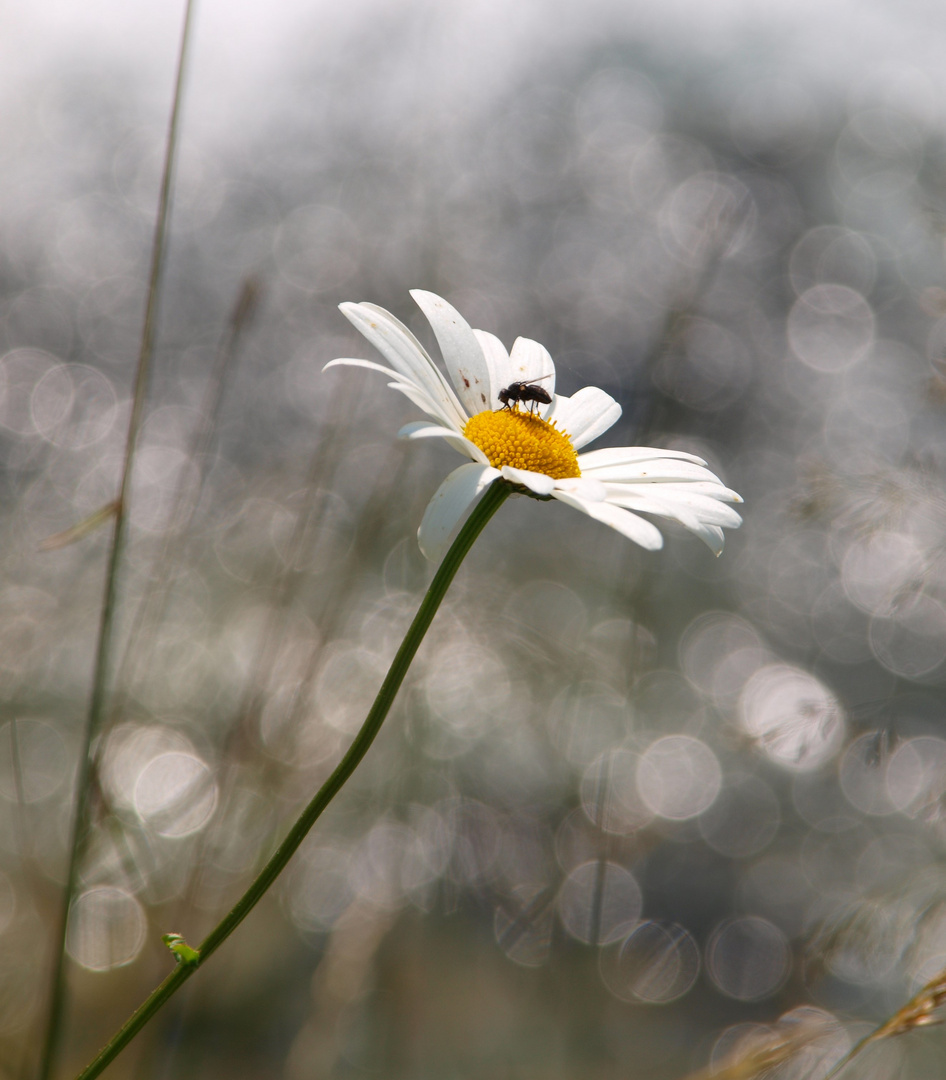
(72, 479, 511, 1080)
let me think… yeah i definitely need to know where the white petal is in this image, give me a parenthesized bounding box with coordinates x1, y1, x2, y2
(323, 356, 402, 380)
(325, 358, 457, 428)
(553, 476, 608, 502)
(702, 526, 727, 555)
(552, 489, 664, 550)
(656, 491, 743, 527)
(340, 302, 467, 430)
(508, 337, 556, 416)
(386, 381, 462, 430)
(472, 329, 509, 409)
(548, 386, 622, 449)
(583, 458, 726, 484)
(675, 481, 743, 503)
(411, 290, 492, 417)
(397, 421, 489, 465)
(417, 463, 500, 562)
(605, 489, 740, 554)
(578, 445, 709, 470)
(500, 466, 556, 496)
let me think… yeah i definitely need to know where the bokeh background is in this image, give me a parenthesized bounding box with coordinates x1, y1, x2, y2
(4, 0, 946, 1076)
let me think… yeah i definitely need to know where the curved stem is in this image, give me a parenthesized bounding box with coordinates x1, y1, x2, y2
(72, 480, 511, 1080)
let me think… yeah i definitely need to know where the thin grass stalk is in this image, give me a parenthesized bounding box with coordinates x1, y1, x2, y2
(36, 3, 197, 1077)
(71, 480, 512, 1080)
(822, 963, 946, 1080)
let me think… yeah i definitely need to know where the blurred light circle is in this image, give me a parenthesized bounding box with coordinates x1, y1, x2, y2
(706, 916, 790, 1001)
(134, 751, 217, 838)
(886, 736, 946, 819)
(652, 319, 752, 412)
(208, 788, 274, 875)
(870, 595, 946, 680)
(507, 579, 587, 648)
(423, 640, 509, 758)
(840, 532, 922, 616)
(580, 749, 653, 835)
(659, 172, 756, 265)
(636, 735, 721, 820)
(834, 108, 923, 198)
(350, 819, 411, 910)
(625, 134, 714, 214)
(0, 719, 69, 803)
(839, 733, 895, 816)
(448, 798, 503, 886)
(788, 226, 877, 297)
(554, 808, 600, 873)
(100, 723, 195, 811)
(787, 285, 874, 372)
(494, 884, 554, 968)
(129, 445, 201, 534)
(287, 845, 353, 932)
(549, 680, 632, 766)
(680, 612, 768, 705)
(599, 920, 700, 1004)
(316, 643, 385, 735)
(698, 773, 780, 857)
(633, 669, 705, 731)
(66, 887, 147, 972)
(767, 1007, 850, 1077)
(710, 1022, 776, 1072)
(739, 665, 844, 771)
(0, 349, 60, 434)
(824, 902, 903, 984)
(399, 804, 452, 893)
(857, 834, 925, 893)
(557, 860, 642, 945)
(846, 107, 924, 158)
(31, 363, 118, 449)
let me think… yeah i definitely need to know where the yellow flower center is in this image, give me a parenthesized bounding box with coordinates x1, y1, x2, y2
(463, 408, 581, 479)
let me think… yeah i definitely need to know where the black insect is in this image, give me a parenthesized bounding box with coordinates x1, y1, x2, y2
(498, 374, 553, 413)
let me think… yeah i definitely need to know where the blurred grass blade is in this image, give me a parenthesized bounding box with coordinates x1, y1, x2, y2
(823, 963, 946, 1080)
(37, 501, 120, 552)
(36, 0, 198, 1077)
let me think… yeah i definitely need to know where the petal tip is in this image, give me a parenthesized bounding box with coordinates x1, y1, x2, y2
(410, 288, 442, 306)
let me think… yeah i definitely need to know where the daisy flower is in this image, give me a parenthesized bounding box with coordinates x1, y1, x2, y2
(325, 290, 742, 561)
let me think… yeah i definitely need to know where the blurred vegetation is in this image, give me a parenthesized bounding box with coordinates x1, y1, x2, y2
(4, 3, 946, 1078)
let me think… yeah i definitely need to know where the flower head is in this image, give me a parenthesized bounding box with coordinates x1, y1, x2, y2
(325, 290, 742, 561)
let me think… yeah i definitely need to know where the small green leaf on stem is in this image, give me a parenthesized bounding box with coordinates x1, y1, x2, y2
(162, 934, 200, 967)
